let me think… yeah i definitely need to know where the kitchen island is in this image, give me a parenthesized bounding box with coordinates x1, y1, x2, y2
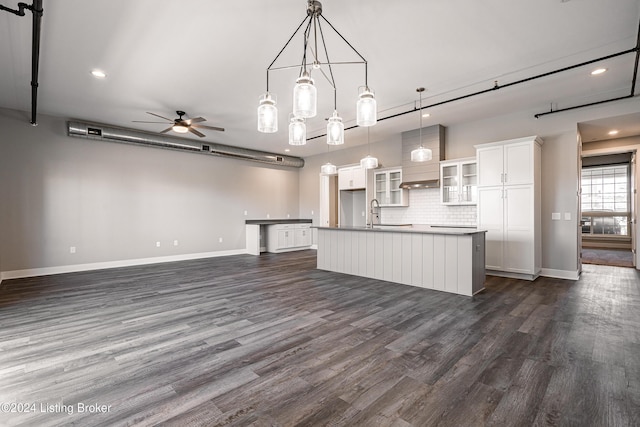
(315, 225, 486, 296)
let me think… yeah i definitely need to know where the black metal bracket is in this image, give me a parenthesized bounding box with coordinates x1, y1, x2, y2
(0, 2, 41, 16)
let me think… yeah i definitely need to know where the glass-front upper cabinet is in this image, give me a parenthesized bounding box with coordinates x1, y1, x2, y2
(440, 158, 477, 205)
(374, 168, 408, 207)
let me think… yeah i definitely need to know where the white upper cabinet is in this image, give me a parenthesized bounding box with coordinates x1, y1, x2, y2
(477, 139, 535, 187)
(374, 168, 408, 206)
(338, 165, 366, 190)
(440, 157, 477, 205)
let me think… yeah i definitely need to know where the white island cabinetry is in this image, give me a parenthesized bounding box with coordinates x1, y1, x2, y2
(316, 226, 486, 296)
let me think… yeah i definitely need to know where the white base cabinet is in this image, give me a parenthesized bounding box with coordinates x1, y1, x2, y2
(476, 136, 542, 280)
(266, 224, 312, 253)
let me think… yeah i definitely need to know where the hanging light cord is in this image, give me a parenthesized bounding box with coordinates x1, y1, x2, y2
(418, 87, 424, 148)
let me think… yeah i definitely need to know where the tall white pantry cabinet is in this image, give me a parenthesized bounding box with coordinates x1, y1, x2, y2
(475, 136, 543, 280)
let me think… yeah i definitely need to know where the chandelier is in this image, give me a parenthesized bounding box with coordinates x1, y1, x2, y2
(257, 0, 377, 146)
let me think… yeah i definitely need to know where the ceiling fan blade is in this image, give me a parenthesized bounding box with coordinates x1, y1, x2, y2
(194, 124, 225, 132)
(160, 126, 174, 134)
(132, 120, 169, 124)
(146, 112, 174, 122)
(186, 117, 206, 124)
(189, 127, 206, 138)
(189, 126, 204, 138)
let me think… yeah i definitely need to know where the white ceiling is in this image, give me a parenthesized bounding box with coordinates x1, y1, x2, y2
(1, 0, 639, 157)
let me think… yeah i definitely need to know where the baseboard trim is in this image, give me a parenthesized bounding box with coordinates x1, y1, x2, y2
(0, 249, 247, 281)
(539, 268, 580, 280)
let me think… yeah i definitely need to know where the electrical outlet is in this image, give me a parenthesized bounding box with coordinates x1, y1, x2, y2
(156, 241, 161, 247)
(219, 237, 223, 243)
(311, 210, 314, 215)
(287, 213, 290, 218)
(173, 240, 179, 246)
(69, 246, 76, 254)
(244, 210, 248, 216)
(266, 213, 270, 218)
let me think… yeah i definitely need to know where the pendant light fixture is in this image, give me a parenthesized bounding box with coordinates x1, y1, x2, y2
(257, 93, 278, 133)
(293, 71, 317, 118)
(357, 87, 377, 126)
(320, 142, 337, 174)
(258, 0, 376, 144)
(289, 115, 306, 145)
(360, 127, 378, 169)
(411, 87, 432, 162)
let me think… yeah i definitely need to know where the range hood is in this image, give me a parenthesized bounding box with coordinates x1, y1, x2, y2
(399, 124, 445, 189)
(67, 121, 305, 168)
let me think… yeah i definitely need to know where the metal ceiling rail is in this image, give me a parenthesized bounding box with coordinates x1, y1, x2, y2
(308, 17, 640, 140)
(0, 0, 44, 126)
(534, 16, 640, 118)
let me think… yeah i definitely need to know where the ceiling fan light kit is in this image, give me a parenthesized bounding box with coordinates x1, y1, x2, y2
(258, 0, 376, 151)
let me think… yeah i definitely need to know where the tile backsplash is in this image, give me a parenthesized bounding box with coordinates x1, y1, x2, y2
(380, 188, 477, 226)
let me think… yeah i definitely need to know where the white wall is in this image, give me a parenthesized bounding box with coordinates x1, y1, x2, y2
(300, 97, 640, 277)
(0, 108, 301, 276)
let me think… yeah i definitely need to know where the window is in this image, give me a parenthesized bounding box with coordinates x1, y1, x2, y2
(581, 164, 629, 236)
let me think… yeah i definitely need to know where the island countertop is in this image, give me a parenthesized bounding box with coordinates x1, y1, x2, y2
(314, 224, 486, 235)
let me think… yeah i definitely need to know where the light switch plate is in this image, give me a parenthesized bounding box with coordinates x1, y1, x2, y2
(552, 213, 561, 220)
(564, 212, 571, 220)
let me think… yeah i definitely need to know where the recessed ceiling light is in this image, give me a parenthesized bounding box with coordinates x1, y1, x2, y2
(608, 130, 619, 135)
(422, 113, 430, 118)
(284, 149, 290, 152)
(91, 69, 107, 78)
(590, 68, 607, 76)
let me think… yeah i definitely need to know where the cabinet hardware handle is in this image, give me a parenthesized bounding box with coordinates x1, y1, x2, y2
(504, 173, 507, 183)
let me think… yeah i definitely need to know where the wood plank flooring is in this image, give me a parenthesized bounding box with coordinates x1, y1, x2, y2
(0, 251, 639, 426)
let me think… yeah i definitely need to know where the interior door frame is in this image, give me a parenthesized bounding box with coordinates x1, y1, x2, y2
(580, 146, 639, 269)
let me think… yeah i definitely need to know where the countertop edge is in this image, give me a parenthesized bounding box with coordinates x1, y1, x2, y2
(246, 219, 313, 225)
(314, 226, 486, 235)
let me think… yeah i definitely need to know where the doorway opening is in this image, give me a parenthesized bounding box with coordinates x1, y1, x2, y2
(580, 153, 635, 267)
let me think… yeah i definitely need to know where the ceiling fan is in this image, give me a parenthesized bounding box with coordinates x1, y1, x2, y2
(133, 110, 224, 137)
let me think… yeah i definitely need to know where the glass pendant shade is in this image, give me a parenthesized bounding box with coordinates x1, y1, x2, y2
(288, 116, 306, 145)
(360, 155, 379, 169)
(257, 93, 278, 133)
(356, 87, 377, 126)
(172, 124, 189, 133)
(326, 110, 344, 145)
(320, 162, 337, 175)
(411, 146, 432, 162)
(293, 72, 317, 118)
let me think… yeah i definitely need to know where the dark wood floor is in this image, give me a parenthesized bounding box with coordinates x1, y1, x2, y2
(0, 251, 639, 426)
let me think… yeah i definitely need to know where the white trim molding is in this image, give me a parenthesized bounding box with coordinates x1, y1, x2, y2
(0, 249, 247, 282)
(540, 268, 580, 281)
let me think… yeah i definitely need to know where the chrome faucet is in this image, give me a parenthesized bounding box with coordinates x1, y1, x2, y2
(369, 198, 380, 227)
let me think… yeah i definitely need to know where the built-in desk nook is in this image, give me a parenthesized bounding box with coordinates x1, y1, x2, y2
(246, 219, 313, 255)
